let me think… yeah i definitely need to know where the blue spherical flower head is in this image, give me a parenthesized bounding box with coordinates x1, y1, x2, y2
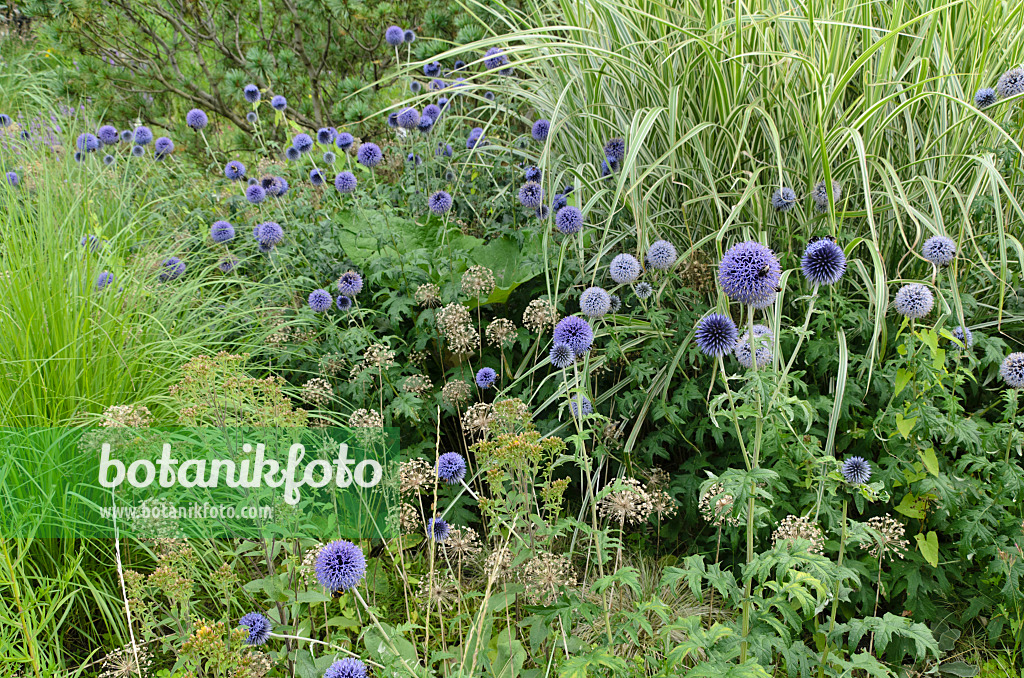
(316, 127, 335, 145)
(608, 294, 622, 313)
(80, 234, 101, 251)
(580, 287, 611, 318)
(119, 130, 133, 143)
(96, 271, 114, 291)
(428, 517, 450, 542)
(323, 151, 336, 164)
(185, 109, 208, 130)
(154, 137, 174, 158)
(997, 67, 1024, 99)
(695, 314, 738, 357)
(260, 175, 276, 191)
(133, 127, 153, 145)
(271, 95, 287, 111)
(410, 81, 422, 94)
(357, 143, 383, 168)
(404, 29, 416, 43)
(258, 243, 274, 254)
(553, 316, 594, 355)
(224, 160, 246, 180)
(247, 111, 258, 125)
(570, 394, 593, 419)
(483, 91, 495, 101)
(310, 168, 325, 186)
(553, 206, 584, 234)
(484, 47, 509, 70)
(308, 289, 333, 312)
(334, 171, 358, 194)
(336, 295, 352, 311)
(424, 61, 441, 77)
(255, 221, 284, 246)
(247, 178, 258, 186)
(103, 154, 114, 166)
(771, 187, 797, 212)
(1001, 352, 1024, 388)
(159, 257, 185, 282)
(245, 184, 266, 204)
(840, 456, 871, 485)
(801, 239, 846, 285)
(974, 88, 997, 109)
(396, 107, 420, 129)
(518, 182, 543, 208)
(243, 83, 261, 103)
(429, 190, 453, 215)
(0, 113, 9, 127)
(210, 220, 235, 243)
(551, 193, 567, 211)
(131, 145, 145, 157)
(438, 95, 450, 108)
(385, 25, 404, 46)
(922, 235, 956, 266)
(718, 241, 782, 307)
(646, 240, 677, 271)
(532, 119, 550, 142)
(77, 133, 99, 152)
(454, 59, 466, 70)
(422, 104, 442, 122)
(950, 326, 973, 350)
(417, 116, 434, 134)
(239, 612, 271, 646)
(600, 159, 614, 180)
(337, 271, 363, 296)
(734, 329, 772, 369)
(550, 342, 575, 368)
(272, 176, 290, 195)
(524, 166, 542, 183)
(609, 253, 642, 284)
(5, 171, 19, 187)
(812, 179, 842, 213)
(604, 137, 626, 164)
(324, 657, 368, 678)
(893, 283, 933, 319)
(437, 452, 467, 484)
(315, 539, 366, 592)
(285, 147, 301, 161)
(218, 256, 238, 273)
(634, 281, 653, 300)
(475, 367, 498, 389)
(97, 125, 119, 145)
(386, 112, 399, 128)
(292, 133, 313, 153)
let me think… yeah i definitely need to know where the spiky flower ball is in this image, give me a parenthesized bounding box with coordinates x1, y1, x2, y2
(429, 190, 453, 215)
(308, 289, 333, 312)
(239, 612, 271, 646)
(103, 154, 114, 166)
(309, 168, 325, 186)
(893, 283, 934, 319)
(210, 221, 235, 243)
(316, 127, 335, 145)
(922, 235, 956, 266)
(950, 326, 973, 350)
(324, 658, 368, 678)
(154, 137, 174, 158)
(424, 61, 441, 77)
(553, 316, 594, 355)
(254, 222, 283, 247)
(604, 137, 626, 164)
(812, 179, 842, 213)
(334, 171, 357, 194)
(550, 342, 575, 368)
(131, 145, 145, 157)
(224, 160, 246, 180)
(96, 271, 114, 291)
(694, 314, 738, 357)
(428, 517, 450, 542)
(532, 119, 550, 142)
(609, 253, 642, 284)
(772, 187, 797, 212)
(271, 95, 287, 111)
(975, 88, 998, 109)
(337, 271, 364, 296)
(646, 240, 677, 271)
(1000, 353, 1024, 388)
(634, 282, 653, 300)
(336, 132, 354, 150)
(159, 257, 185, 282)
(840, 456, 871, 485)
(336, 295, 352, 311)
(186, 109, 208, 130)
(570, 394, 593, 419)
(397, 107, 420, 129)
(243, 84, 261, 103)
(437, 452, 466, 484)
(97, 125, 119, 145)
(734, 326, 773, 369)
(315, 539, 366, 592)
(246, 111, 258, 123)
(5, 171, 18, 187)
(404, 29, 416, 43)
(291, 133, 312, 153)
(385, 25, 404, 46)
(518, 182, 544, 208)
(357, 143, 383, 168)
(484, 47, 509, 70)
(555, 206, 583, 234)
(801, 239, 847, 285)
(245, 184, 266, 204)
(133, 127, 153, 145)
(77, 133, 99, 152)
(718, 241, 782, 307)
(997, 67, 1024, 99)
(580, 287, 611, 318)
(475, 367, 497, 389)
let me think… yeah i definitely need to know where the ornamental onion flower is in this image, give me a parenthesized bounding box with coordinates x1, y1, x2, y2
(801, 239, 846, 285)
(210, 221, 235, 243)
(475, 367, 497, 389)
(1000, 353, 1024, 388)
(532, 119, 550, 142)
(334, 171, 357, 193)
(922, 235, 956, 266)
(555, 206, 583, 234)
(239, 613, 271, 646)
(437, 452, 466, 484)
(579, 287, 611, 318)
(840, 456, 871, 485)
(308, 289, 333, 312)
(185, 109, 208, 130)
(429, 190, 453, 215)
(695, 314, 738, 357)
(337, 271, 363, 296)
(553, 316, 593, 354)
(549, 342, 575, 368)
(718, 241, 782, 307)
(646, 240, 677, 271)
(315, 539, 366, 591)
(771, 187, 797, 212)
(357, 143, 383, 168)
(893, 283, 933, 319)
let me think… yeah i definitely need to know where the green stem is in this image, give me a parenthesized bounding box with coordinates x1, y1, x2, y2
(818, 498, 848, 677)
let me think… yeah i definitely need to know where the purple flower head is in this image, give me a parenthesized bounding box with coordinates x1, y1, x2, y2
(308, 289, 333, 312)
(555, 206, 583, 235)
(154, 137, 174, 156)
(131, 145, 145, 157)
(243, 83, 261, 103)
(185, 109, 208, 130)
(271, 95, 287, 111)
(119, 130, 132, 143)
(133, 127, 152, 145)
(317, 127, 335, 145)
(422, 104, 442, 123)
(610, 253, 642, 284)
(524, 166, 542, 183)
(580, 287, 611, 318)
(103, 155, 114, 166)
(604, 137, 626, 163)
(334, 171, 358, 194)
(404, 29, 416, 43)
(0, 114, 10, 127)
(997, 67, 1024, 99)
(922, 235, 956, 266)
(950, 326, 973, 350)
(292, 133, 313, 153)
(532, 119, 550, 142)
(310, 168, 325, 186)
(840, 456, 871, 485)
(801, 239, 846, 285)
(536, 205, 550, 220)
(436, 143, 453, 157)
(553, 316, 593, 355)
(385, 26, 404, 46)
(552, 194, 567, 212)
(695, 313, 738, 357)
(549, 342, 575, 368)
(270, 176, 290, 196)
(570, 394, 593, 419)
(734, 326, 773, 369)
(159, 257, 185, 282)
(224, 160, 246, 180)
(286, 147, 301, 161)
(771, 187, 797, 212)
(239, 612, 271, 646)
(417, 116, 434, 133)
(97, 125, 119, 145)
(427, 517, 450, 541)
(387, 112, 399, 128)
(218, 256, 238, 273)
(5, 171, 19, 187)
(717, 241, 782, 307)
(437, 452, 466, 484)
(410, 81, 422, 94)
(77, 133, 99, 152)
(245, 184, 266, 204)
(646, 240, 677, 271)
(812, 179, 842, 213)
(357, 143, 383, 168)
(518, 182, 543, 208)
(337, 271, 363, 296)
(424, 61, 442, 77)
(974, 88, 997, 109)
(255, 222, 284, 246)
(438, 95, 449, 108)
(324, 658, 368, 678)
(484, 47, 509, 70)
(893, 283, 933, 319)
(1001, 352, 1024, 388)
(210, 220, 235, 243)
(475, 367, 497, 389)
(429, 190, 453, 215)
(315, 539, 366, 591)
(336, 295, 352, 311)
(336, 131, 354, 149)
(96, 271, 114, 291)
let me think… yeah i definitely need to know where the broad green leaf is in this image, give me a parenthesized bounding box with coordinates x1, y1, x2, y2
(915, 531, 939, 567)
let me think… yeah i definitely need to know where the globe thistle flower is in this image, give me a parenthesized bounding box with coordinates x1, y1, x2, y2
(396, 107, 420, 129)
(271, 95, 287, 111)
(475, 367, 497, 389)
(97, 124, 119, 145)
(570, 394, 593, 419)
(437, 143, 453, 157)
(922, 235, 956, 266)
(771, 187, 797, 212)
(80, 234, 101, 251)
(133, 127, 153, 145)
(96, 271, 114, 291)
(801, 238, 847, 285)
(429, 190, 453, 215)
(316, 127, 335, 145)
(484, 47, 509, 70)
(337, 271, 363, 296)
(255, 221, 284, 246)
(812, 179, 842, 213)
(552, 193, 567, 212)
(718, 241, 782, 307)
(332, 295, 350, 311)
(532, 119, 550, 142)
(604, 137, 626, 163)
(159, 257, 185, 282)
(77, 133, 99, 152)
(103, 154, 114, 165)
(324, 658, 367, 678)
(243, 83, 261, 103)
(466, 129, 484, 149)
(996, 67, 1024, 99)
(734, 327, 773, 369)
(245, 184, 266, 204)
(417, 116, 434, 133)
(269, 176, 289, 196)
(893, 283, 934, 319)
(553, 316, 594, 355)
(154, 137, 173, 157)
(438, 95, 450, 108)
(224, 160, 246, 180)
(334, 171, 357, 194)
(210, 220, 235, 243)
(600, 159, 615, 180)
(840, 456, 872, 485)
(404, 29, 416, 43)
(285, 146, 301, 161)
(247, 178, 258, 185)
(608, 253, 642, 284)
(555, 206, 583, 234)
(238, 612, 271, 646)
(258, 243, 274, 254)
(580, 287, 611, 318)
(535, 205, 550, 220)
(246, 111, 258, 123)
(386, 112, 399, 128)
(291, 133, 313, 153)
(646, 240, 677, 271)
(410, 81, 423, 94)
(131, 145, 145, 157)
(695, 314, 738, 357)
(321, 151, 337, 165)
(0, 113, 9, 127)
(335, 132, 354, 150)
(524, 166, 542, 183)
(357, 143, 383, 168)
(550, 342, 575, 368)
(950, 326, 973, 350)
(218, 256, 238, 273)
(437, 452, 467, 484)
(384, 25, 404, 45)
(1000, 352, 1024, 388)
(975, 87, 997, 109)
(454, 59, 466, 70)
(315, 539, 366, 591)
(427, 517, 450, 542)
(307, 289, 333, 313)
(422, 104, 442, 122)
(424, 61, 441, 77)
(5, 171, 18, 187)
(310, 168, 325, 186)
(634, 281, 653, 300)
(119, 130, 132, 143)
